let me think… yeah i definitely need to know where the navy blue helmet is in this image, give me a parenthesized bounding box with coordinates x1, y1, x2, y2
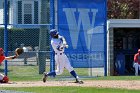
(50, 29, 59, 37)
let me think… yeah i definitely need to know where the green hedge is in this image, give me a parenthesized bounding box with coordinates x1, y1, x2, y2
(0, 28, 50, 51)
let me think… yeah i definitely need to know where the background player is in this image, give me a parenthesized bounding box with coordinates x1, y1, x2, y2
(133, 49, 140, 76)
(43, 29, 83, 84)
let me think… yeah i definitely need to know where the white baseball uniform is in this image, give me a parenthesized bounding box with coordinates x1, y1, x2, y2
(51, 35, 74, 75)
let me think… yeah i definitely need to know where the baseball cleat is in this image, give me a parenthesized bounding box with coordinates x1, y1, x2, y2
(42, 72, 48, 83)
(75, 79, 84, 84)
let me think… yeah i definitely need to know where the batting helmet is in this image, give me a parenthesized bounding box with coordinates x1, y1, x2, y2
(0, 48, 4, 56)
(50, 29, 59, 38)
(2, 76, 9, 83)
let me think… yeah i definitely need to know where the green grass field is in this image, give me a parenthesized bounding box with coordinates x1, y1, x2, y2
(3, 65, 90, 81)
(3, 65, 140, 81)
(0, 65, 140, 93)
(0, 86, 140, 93)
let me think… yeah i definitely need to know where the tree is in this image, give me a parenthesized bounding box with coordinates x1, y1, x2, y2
(107, 0, 139, 19)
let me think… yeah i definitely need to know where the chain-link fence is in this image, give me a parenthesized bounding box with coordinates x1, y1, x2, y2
(0, 0, 105, 82)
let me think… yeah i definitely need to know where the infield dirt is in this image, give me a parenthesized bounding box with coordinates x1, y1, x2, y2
(0, 80, 140, 90)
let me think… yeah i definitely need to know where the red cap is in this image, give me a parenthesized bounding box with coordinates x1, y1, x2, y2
(0, 48, 4, 56)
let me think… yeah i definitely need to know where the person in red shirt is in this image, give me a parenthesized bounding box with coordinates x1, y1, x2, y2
(0, 48, 18, 83)
(133, 49, 140, 76)
(0, 48, 18, 64)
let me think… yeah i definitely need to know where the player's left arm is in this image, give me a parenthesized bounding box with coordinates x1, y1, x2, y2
(5, 55, 18, 60)
(60, 36, 68, 48)
(5, 48, 23, 60)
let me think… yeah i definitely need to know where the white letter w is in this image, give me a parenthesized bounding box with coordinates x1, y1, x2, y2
(63, 8, 98, 49)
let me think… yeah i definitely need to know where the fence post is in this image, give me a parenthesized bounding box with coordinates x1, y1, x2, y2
(4, 0, 8, 76)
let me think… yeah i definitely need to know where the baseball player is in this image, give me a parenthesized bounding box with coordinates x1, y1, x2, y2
(0, 48, 17, 63)
(0, 47, 23, 64)
(43, 29, 83, 84)
(0, 48, 23, 83)
(133, 49, 140, 76)
(0, 48, 17, 83)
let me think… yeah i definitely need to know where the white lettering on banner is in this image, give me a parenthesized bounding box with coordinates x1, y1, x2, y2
(63, 8, 99, 50)
(66, 53, 104, 62)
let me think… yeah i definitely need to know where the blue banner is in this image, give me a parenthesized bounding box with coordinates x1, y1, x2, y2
(58, 0, 106, 68)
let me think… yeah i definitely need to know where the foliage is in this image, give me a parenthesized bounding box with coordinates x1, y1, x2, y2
(0, 27, 40, 50)
(107, 0, 139, 19)
(0, 27, 24, 32)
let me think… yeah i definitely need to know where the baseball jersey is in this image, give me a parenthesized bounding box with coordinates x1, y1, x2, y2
(51, 35, 66, 53)
(0, 56, 5, 64)
(134, 53, 140, 64)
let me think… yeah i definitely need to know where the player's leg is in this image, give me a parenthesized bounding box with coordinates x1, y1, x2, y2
(43, 55, 64, 82)
(43, 71, 57, 83)
(42, 55, 58, 82)
(44, 57, 62, 77)
(69, 69, 84, 84)
(53, 54, 65, 75)
(138, 64, 140, 75)
(134, 63, 139, 76)
(64, 55, 83, 84)
(55, 59, 64, 75)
